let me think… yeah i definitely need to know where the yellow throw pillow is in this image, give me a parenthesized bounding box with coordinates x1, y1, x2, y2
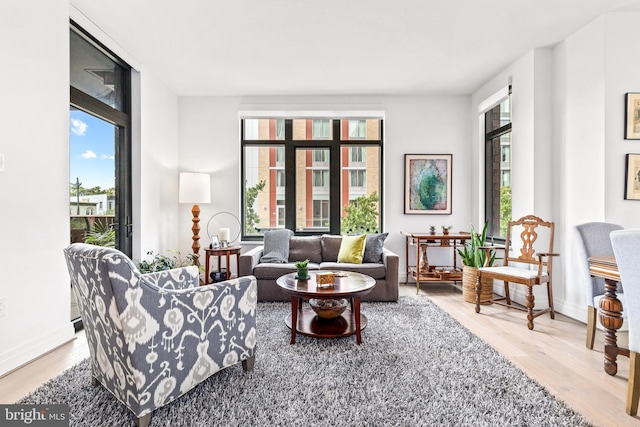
(337, 234, 367, 264)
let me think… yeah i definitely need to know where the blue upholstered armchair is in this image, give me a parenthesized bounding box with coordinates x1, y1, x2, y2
(63, 243, 257, 427)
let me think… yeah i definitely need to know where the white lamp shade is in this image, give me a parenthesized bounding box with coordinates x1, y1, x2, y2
(179, 172, 211, 204)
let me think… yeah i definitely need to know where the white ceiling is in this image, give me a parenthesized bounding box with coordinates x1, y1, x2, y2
(71, 0, 640, 96)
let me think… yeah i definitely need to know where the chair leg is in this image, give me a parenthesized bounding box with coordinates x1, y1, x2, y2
(627, 351, 640, 415)
(137, 413, 152, 427)
(242, 355, 255, 372)
(504, 281, 511, 305)
(546, 281, 555, 319)
(586, 305, 597, 350)
(526, 286, 535, 330)
(475, 273, 482, 314)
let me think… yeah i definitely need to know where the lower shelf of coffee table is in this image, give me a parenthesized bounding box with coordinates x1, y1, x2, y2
(285, 307, 368, 339)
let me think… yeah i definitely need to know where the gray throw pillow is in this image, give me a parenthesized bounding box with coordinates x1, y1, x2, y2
(321, 235, 343, 262)
(363, 233, 389, 263)
(260, 229, 294, 263)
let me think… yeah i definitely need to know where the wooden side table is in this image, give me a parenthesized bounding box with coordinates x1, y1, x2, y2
(204, 246, 241, 284)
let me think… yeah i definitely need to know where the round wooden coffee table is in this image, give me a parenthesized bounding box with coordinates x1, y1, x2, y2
(276, 270, 375, 345)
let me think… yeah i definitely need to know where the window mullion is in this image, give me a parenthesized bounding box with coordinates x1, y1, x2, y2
(329, 120, 341, 235)
(284, 119, 296, 232)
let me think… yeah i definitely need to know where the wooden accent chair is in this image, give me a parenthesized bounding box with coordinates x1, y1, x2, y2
(64, 243, 257, 427)
(575, 222, 624, 349)
(610, 229, 640, 415)
(475, 215, 558, 330)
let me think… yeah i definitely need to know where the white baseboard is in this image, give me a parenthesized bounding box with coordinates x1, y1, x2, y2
(0, 323, 76, 377)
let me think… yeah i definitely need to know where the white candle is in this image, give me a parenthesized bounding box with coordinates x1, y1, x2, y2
(219, 228, 230, 242)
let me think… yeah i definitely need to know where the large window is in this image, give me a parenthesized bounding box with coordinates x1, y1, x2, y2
(484, 90, 512, 239)
(241, 118, 383, 238)
(70, 23, 132, 256)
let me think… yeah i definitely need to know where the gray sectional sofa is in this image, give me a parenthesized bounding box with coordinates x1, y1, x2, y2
(239, 233, 399, 302)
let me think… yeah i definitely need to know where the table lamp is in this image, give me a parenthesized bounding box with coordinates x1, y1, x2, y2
(179, 172, 211, 266)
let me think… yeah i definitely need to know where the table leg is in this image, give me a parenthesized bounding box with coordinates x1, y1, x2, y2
(204, 253, 211, 285)
(599, 277, 624, 376)
(224, 254, 230, 280)
(404, 236, 409, 285)
(354, 297, 362, 345)
(235, 253, 240, 278)
(415, 242, 421, 294)
(290, 296, 298, 345)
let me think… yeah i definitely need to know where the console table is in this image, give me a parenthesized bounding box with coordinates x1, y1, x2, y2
(401, 231, 470, 294)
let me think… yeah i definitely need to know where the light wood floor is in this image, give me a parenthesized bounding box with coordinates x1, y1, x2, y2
(1, 283, 636, 426)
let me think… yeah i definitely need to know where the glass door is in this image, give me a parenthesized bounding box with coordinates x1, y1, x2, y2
(70, 23, 132, 327)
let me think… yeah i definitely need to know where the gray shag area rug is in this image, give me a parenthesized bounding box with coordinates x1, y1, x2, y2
(20, 296, 591, 426)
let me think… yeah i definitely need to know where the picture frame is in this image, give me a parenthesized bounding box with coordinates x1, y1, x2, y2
(210, 234, 220, 249)
(404, 154, 452, 214)
(625, 93, 640, 139)
(624, 154, 640, 200)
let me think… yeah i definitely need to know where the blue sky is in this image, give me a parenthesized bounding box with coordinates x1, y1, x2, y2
(69, 110, 115, 190)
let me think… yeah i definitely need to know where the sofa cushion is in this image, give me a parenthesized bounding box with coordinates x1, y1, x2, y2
(288, 236, 322, 264)
(321, 235, 343, 262)
(253, 262, 320, 280)
(363, 233, 389, 264)
(319, 262, 387, 280)
(260, 228, 294, 263)
(337, 234, 367, 264)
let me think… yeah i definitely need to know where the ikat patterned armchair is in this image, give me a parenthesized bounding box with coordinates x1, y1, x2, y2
(63, 243, 257, 427)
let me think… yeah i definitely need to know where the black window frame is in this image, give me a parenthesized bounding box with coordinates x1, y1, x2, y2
(70, 21, 133, 256)
(240, 118, 383, 240)
(484, 87, 512, 243)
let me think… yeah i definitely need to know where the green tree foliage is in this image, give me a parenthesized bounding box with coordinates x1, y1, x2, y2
(245, 180, 266, 234)
(69, 184, 115, 196)
(84, 220, 115, 247)
(136, 250, 196, 273)
(500, 186, 512, 237)
(341, 192, 379, 234)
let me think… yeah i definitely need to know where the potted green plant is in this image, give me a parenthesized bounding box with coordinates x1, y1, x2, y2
(457, 222, 497, 303)
(137, 250, 197, 273)
(295, 259, 310, 279)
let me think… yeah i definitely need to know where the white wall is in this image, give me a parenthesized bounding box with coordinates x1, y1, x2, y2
(0, 1, 181, 376)
(0, 0, 76, 375)
(603, 13, 640, 227)
(552, 13, 640, 322)
(135, 67, 180, 260)
(471, 48, 556, 308)
(177, 95, 472, 277)
(471, 12, 640, 324)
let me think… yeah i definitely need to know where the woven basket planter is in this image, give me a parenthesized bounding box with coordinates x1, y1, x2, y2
(462, 266, 494, 304)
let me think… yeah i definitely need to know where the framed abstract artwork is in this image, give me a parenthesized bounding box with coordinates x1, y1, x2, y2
(624, 154, 640, 200)
(404, 154, 452, 214)
(625, 93, 640, 139)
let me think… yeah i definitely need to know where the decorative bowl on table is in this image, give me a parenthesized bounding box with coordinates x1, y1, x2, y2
(309, 298, 348, 319)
